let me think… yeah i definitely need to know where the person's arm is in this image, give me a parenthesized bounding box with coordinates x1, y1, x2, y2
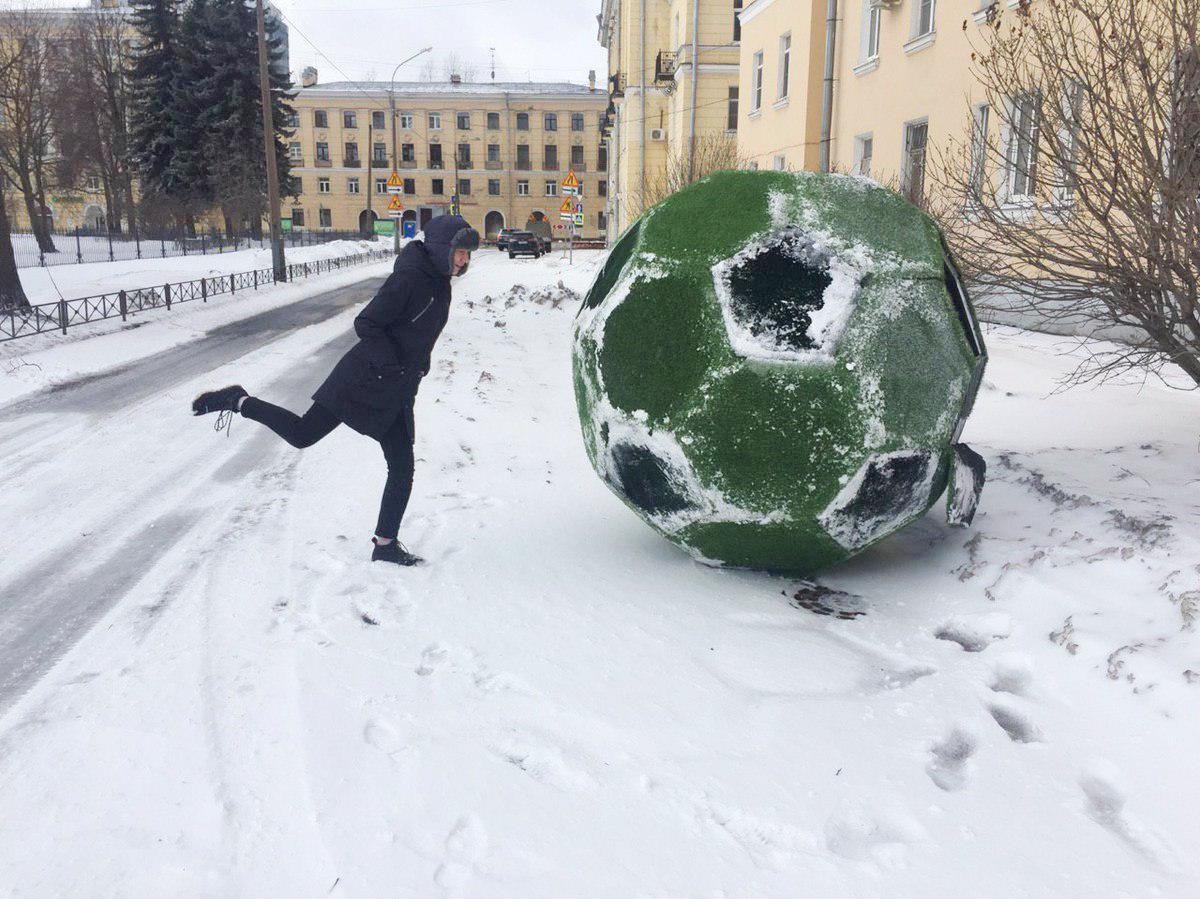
(353, 272, 411, 366)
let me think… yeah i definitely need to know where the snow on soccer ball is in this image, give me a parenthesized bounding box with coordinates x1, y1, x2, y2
(572, 170, 988, 573)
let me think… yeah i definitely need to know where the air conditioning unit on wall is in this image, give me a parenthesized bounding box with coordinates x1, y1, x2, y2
(649, 128, 666, 141)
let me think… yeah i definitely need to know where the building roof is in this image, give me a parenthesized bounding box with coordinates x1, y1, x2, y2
(299, 80, 604, 99)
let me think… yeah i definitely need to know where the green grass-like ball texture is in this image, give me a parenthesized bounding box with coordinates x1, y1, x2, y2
(573, 170, 986, 572)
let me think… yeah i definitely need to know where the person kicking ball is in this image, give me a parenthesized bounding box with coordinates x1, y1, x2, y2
(192, 214, 480, 566)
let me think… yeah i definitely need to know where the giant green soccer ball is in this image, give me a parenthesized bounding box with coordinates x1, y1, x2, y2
(572, 171, 988, 573)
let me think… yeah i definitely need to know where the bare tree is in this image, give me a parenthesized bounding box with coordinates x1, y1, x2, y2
(0, 45, 28, 313)
(0, 8, 58, 255)
(929, 0, 1200, 387)
(627, 132, 743, 216)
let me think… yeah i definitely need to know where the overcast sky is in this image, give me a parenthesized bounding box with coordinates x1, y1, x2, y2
(21, 0, 608, 86)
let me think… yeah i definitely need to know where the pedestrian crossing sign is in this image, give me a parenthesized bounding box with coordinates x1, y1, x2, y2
(387, 172, 404, 194)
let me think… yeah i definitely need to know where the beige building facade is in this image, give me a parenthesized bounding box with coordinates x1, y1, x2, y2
(736, 0, 989, 202)
(289, 76, 610, 241)
(598, 0, 744, 238)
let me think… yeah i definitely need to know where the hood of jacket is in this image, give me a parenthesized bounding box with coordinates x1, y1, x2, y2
(421, 214, 480, 278)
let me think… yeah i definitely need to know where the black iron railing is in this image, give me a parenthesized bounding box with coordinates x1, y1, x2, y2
(1, 248, 393, 344)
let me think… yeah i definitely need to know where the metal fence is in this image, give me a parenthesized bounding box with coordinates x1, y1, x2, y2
(1, 247, 393, 344)
(9, 227, 367, 270)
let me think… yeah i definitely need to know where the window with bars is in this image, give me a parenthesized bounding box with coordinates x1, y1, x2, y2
(902, 120, 929, 204)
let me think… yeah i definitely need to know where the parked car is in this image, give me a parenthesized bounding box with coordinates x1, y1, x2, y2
(507, 231, 542, 259)
(524, 217, 553, 254)
(496, 228, 519, 251)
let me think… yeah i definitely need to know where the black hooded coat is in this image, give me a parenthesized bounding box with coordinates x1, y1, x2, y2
(312, 215, 475, 440)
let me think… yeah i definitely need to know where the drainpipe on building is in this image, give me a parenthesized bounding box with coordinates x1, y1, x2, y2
(640, 0, 647, 206)
(687, 0, 700, 183)
(819, 0, 838, 173)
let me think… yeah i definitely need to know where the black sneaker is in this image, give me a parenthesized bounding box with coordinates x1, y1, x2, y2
(372, 537, 423, 566)
(192, 385, 248, 416)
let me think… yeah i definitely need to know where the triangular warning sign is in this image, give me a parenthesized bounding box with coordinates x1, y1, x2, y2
(561, 170, 580, 190)
(386, 171, 403, 189)
(559, 198, 574, 214)
(387, 194, 404, 211)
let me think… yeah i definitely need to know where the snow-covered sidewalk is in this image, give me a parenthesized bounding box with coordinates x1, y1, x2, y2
(0, 248, 1197, 896)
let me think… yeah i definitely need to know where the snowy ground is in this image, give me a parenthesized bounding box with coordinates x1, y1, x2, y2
(0, 247, 1197, 896)
(13, 236, 390, 307)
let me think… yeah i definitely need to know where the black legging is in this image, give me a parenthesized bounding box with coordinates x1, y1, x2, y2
(240, 397, 415, 541)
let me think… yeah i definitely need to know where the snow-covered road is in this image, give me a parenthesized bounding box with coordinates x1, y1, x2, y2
(0, 249, 1198, 896)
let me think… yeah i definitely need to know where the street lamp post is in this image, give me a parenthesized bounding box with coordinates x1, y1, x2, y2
(389, 48, 433, 252)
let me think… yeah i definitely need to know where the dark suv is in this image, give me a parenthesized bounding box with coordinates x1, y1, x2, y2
(507, 231, 542, 259)
(496, 228, 519, 251)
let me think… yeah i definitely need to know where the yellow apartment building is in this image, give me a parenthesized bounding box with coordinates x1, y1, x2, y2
(288, 73, 610, 241)
(598, 0, 745, 238)
(736, 0, 991, 204)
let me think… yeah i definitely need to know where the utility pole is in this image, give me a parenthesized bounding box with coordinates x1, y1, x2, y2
(256, 0, 285, 282)
(390, 47, 433, 253)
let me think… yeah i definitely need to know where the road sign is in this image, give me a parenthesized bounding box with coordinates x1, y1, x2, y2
(387, 194, 404, 218)
(559, 212, 574, 222)
(572, 213, 584, 226)
(574, 202, 584, 214)
(386, 171, 403, 194)
(561, 170, 580, 196)
(558, 198, 574, 215)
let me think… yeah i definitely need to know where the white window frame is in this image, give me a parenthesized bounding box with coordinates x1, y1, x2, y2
(517, 179, 530, 196)
(1005, 91, 1041, 201)
(777, 33, 791, 101)
(375, 178, 388, 195)
(968, 103, 990, 201)
(860, 1, 881, 65)
(428, 112, 442, 130)
(905, 0, 937, 53)
(853, 133, 873, 176)
(288, 141, 302, 161)
(347, 177, 360, 195)
(773, 154, 787, 171)
(317, 177, 331, 194)
(399, 112, 414, 129)
(751, 51, 764, 112)
(545, 180, 558, 197)
(1056, 81, 1083, 205)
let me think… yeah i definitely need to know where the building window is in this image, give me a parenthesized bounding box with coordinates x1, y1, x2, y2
(319, 208, 332, 228)
(517, 144, 531, 169)
(343, 110, 357, 129)
(375, 178, 388, 194)
(429, 143, 443, 168)
(727, 87, 739, 131)
(516, 112, 529, 131)
(428, 112, 442, 129)
(457, 111, 471, 130)
(598, 146, 608, 171)
(402, 143, 415, 163)
(969, 104, 989, 199)
(347, 177, 360, 194)
(318, 177, 331, 193)
(316, 142, 330, 161)
(752, 51, 764, 111)
(902, 120, 929, 204)
(84, 174, 101, 192)
(517, 180, 530, 196)
(372, 142, 387, 164)
(733, 0, 743, 42)
(571, 112, 584, 131)
(372, 110, 385, 129)
(284, 112, 299, 129)
(545, 180, 557, 196)
(289, 141, 302, 161)
(314, 109, 328, 129)
(294, 178, 303, 194)
(545, 112, 558, 131)
(458, 143, 471, 166)
(778, 34, 791, 100)
(598, 211, 607, 231)
(862, 1, 881, 60)
(571, 144, 585, 168)
(544, 144, 559, 170)
(457, 178, 471, 196)
(1007, 92, 1040, 198)
(914, 0, 936, 38)
(854, 134, 873, 176)
(400, 178, 414, 195)
(292, 208, 305, 227)
(344, 142, 359, 163)
(598, 179, 608, 197)
(773, 154, 787, 171)
(487, 112, 500, 129)
(487, 143, 501, 163)
(488, 178, 501, 195)
(431, 178, 444, 195)
(399, 112, 414, 129)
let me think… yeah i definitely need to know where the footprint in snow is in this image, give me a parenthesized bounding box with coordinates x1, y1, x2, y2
(488, 737, 597, 792)
(416, 643, 449, 676)
(935, 613, 1012, 652)
(989, 654, 1035, 697)
(926, 727, 977, 792)
(1079, 762, 1179, 871)
(363, 717, 408, 758)
(434, 814, 489, 891)
(988, 700, 1044, 743)
(824, 805, 926, 868)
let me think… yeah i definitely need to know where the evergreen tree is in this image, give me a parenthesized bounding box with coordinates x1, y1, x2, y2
(171, 0, 218, 216)
(127, 0, 185, 209)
